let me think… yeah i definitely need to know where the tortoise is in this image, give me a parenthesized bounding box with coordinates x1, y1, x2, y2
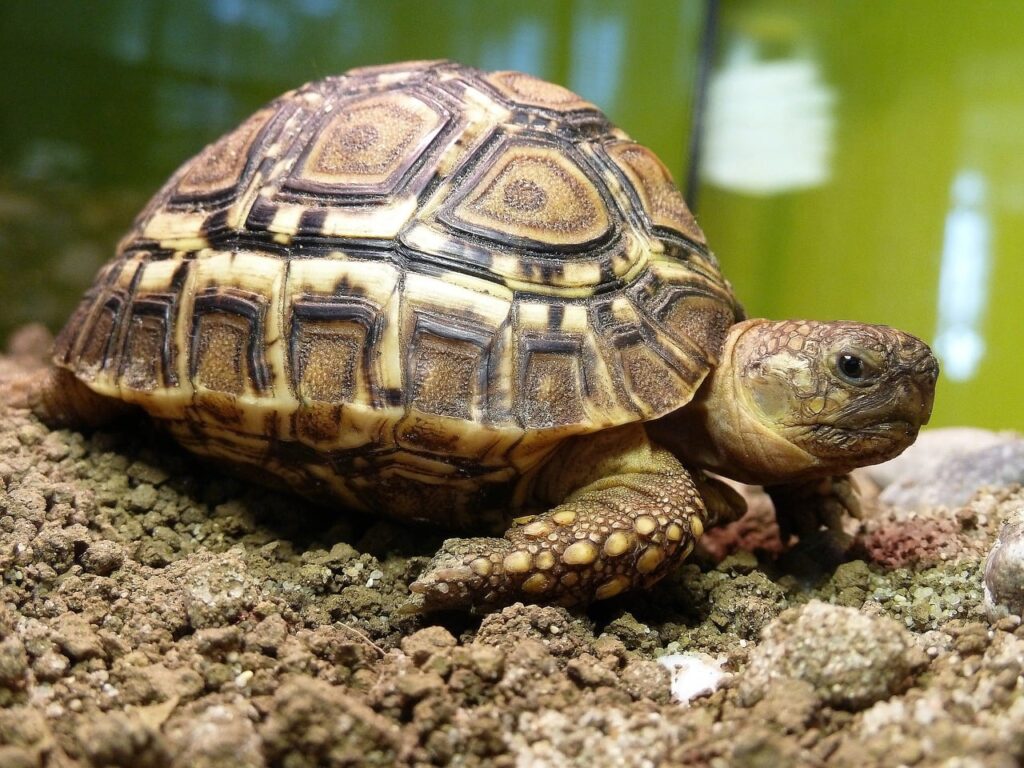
(9, 60, 938, 612)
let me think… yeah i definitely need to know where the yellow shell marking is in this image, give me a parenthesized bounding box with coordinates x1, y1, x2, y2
(299, 93, 443, 188)
(451, 143, 610, 246)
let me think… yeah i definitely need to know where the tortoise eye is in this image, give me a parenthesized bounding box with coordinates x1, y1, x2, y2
(836, 353, 870, 384)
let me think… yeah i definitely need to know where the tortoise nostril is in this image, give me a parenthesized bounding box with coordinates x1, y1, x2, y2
(899, 336, 939, 386)
(911, 350, 940, 390)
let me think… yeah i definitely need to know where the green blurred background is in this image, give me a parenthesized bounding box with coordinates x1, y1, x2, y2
(0, 0, 1018, 430)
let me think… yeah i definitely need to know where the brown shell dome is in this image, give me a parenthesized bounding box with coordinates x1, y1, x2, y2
(52, 60, 739, 511)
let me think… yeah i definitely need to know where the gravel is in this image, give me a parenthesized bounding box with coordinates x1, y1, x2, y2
(1, 344, 1023, 767)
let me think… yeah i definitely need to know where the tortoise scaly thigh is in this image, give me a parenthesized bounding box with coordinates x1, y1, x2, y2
(4, 367, 132, 428)
(408, 425, 709, 612)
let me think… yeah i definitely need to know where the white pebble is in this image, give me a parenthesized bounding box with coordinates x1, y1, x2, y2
(657, 652, 730, 704)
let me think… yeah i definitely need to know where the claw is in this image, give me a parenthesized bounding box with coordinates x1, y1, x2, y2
(410, 566, 475, 592)
(408, 541, 498, 612)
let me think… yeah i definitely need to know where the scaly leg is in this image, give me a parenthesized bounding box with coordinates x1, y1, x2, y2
(767, 474, 861, 544)
(3, 367, 131, 428)
(408, 424, 708, 612)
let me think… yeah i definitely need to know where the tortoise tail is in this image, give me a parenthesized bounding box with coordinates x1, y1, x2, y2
(4, 366, 132, 428)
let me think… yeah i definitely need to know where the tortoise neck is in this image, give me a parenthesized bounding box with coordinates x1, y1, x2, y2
(647, 320, 820, 485)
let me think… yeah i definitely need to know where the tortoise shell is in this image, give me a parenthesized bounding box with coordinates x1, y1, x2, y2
(52, 60, 739, 520)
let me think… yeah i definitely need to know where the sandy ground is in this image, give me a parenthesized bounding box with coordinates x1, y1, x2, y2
(1, 329, 1022, 767)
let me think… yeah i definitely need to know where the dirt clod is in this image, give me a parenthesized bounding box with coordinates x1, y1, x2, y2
(740, 601, 921, 710)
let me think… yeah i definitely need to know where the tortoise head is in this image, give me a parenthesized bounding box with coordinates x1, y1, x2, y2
(662, 319, 939, 484)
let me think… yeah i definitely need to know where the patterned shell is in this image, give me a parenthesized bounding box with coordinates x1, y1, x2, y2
(52, 60, 739, 513)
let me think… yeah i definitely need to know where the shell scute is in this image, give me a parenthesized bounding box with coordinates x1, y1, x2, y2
(607, 141, 706, 246)
(442, 138, 612, 248)
(172, 108, 276, 202)
(485, 70, 598, 112)
(288, 91, 449, 195)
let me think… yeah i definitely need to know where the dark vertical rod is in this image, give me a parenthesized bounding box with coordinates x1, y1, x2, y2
(684, 0, 719, 214)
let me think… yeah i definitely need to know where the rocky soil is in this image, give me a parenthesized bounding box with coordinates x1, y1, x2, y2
(1, 326, 1023, 768)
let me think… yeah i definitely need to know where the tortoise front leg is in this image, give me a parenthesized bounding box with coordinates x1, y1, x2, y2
(408, 424, 708, 612)
(766, 473, 861, 545)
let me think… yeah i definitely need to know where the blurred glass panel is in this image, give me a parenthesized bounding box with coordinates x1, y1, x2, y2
(0, 0, 705, 341)
(696, 0, 1024, 430)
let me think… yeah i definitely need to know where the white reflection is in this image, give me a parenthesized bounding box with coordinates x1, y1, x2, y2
(933, 170, 991, 381)
(211, 0, 246, 24)
(702, 40, 835, 195)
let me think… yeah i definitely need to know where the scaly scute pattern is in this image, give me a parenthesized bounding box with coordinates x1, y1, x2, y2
(51, 60, 738, 518)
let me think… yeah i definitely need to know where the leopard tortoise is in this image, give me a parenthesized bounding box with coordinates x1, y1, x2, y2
(11, 61, 938, 612)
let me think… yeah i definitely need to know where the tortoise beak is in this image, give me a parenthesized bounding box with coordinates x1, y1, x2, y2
(898, 337, 939, 427)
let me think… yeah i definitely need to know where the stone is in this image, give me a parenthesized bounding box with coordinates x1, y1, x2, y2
(739, 601, 920, 710)
(984, 504, 1024, 622)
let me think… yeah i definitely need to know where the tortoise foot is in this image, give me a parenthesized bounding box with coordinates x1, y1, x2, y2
(408, 537, 515, 613)
(408, 468, 708, 613)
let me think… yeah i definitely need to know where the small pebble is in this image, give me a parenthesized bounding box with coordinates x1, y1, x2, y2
(984, 506, 1024, 621)
(658, 652, 730, 704)
(129, 484, 159, 512)
(80, 541, 125, 576)
(32, 651, 70, 682)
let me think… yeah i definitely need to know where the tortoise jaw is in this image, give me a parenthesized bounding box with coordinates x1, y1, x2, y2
(804, 418, 920, 465)
(792, 362, 936, 468)
(831, 361, 937, 431)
